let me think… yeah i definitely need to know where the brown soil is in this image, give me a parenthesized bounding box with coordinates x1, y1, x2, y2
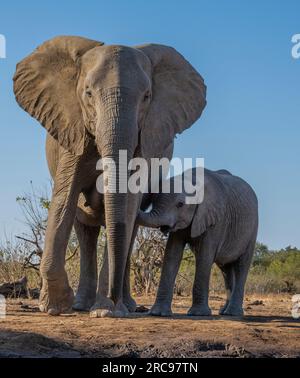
(0, 294, 299, 358)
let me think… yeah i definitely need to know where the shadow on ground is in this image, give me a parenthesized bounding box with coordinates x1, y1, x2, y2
(1, 328, 298, 358)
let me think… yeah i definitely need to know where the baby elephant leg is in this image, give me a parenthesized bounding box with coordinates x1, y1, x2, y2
(222, 244, 254, 317)
(219, 263, 235, 315)
(188, 236, 215, 316)
(150, 231, 186, 317)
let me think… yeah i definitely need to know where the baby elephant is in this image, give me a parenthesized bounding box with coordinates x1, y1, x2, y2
(138, 168, 258, 317)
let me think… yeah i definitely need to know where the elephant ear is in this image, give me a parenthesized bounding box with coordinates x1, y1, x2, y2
(135, 44, 206, 158)
(191, 171, 226, 239)
(13, 36, 104, 155)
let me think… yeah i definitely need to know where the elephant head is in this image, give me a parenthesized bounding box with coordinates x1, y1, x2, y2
(13, 36, 206, 309)
(138, 169, 226, 238)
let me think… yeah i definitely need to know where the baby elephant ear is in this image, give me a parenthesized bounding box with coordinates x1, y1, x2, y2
(13, 36, 104, 155)
(135, 44, 207, 158)
(190, 173, 226, 239)
(191, 202, 220, 239)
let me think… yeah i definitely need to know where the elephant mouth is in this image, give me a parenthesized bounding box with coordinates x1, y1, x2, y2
(160, 225, 172, 235)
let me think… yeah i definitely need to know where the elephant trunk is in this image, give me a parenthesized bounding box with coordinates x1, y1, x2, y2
(96, 90, 138, 302)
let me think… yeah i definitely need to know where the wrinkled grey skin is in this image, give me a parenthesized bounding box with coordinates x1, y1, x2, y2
(46, 135, 142, 314)
(47, 136, 152, 313)
(14, 36, 206, 317)
(138, 169, 258, 317)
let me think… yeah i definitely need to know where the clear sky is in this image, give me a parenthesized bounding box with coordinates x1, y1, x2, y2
(0, 0, 299, 249)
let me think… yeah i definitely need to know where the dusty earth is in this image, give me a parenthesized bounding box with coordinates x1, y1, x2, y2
(0, 294, 299, 358)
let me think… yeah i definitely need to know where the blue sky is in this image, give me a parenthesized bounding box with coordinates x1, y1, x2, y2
(0, 0, 299, 249)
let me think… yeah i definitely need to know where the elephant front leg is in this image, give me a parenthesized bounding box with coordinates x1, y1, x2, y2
(39, 152, 84, 315)
(90, 242, 131, 318)
(90, 230, 130, 318)
(122, 252, 137, 312)
(188, 236, 215, 316)
(72, 218, 99, 311)
(90, 239, 113, 316)
(150, 231, 185, 317)
(91, 230, 137, 317)
(90, 193, 141, 318)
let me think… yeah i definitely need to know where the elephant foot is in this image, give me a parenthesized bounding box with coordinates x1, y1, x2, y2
(222, 304, 244, 317)
(39, 277, 74, 316)
(187, 304, 212, 316)
(90, 296, 129, 318)
(149, 303, 173, 317)
(219, 301, 229, 315)
(73, 293, 96, 312)
(123, 295, 137, 313)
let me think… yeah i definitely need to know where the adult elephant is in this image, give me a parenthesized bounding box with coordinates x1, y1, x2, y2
(13, 36, 206, 317)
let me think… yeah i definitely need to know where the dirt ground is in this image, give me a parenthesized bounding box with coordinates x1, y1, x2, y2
(0, 294, 299, 358)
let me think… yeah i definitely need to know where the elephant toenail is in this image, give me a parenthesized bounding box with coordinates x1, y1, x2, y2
(48, 308, 60, 316)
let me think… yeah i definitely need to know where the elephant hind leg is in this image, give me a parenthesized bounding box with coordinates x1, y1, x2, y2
(73, 217, 99, 311)
(222, 243, 254, 317)
(218, 263, 235, 315)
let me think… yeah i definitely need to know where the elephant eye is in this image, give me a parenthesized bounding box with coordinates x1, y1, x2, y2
(176, 201, 184, 208)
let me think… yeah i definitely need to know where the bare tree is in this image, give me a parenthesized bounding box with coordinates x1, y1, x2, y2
(0, 183, 81, 294)
(131, 227, 167, 295)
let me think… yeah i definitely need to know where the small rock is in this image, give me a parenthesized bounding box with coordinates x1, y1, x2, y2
(250, 300, 264, 306)
(135, 305, 149, 313)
